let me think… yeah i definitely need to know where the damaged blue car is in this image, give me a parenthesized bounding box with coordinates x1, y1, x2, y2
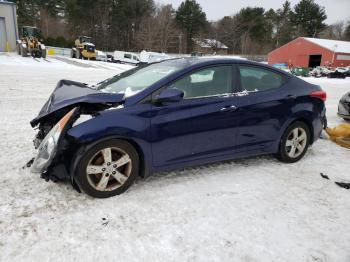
(30, 58, 327, 198)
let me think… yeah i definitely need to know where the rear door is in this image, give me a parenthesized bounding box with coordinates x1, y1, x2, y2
(235, 64, 291, 153)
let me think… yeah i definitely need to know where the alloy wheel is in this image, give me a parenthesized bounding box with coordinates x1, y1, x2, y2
(86, 147, 132, 191)
(285, 127, 308, 158)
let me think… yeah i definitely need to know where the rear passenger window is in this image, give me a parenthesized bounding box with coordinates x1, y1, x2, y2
(239, 66, 284, 92)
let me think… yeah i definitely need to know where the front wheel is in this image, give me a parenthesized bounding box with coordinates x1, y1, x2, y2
(20, 45, 28, 57)
(41, 49, 47, 59)
(276, 121, 310, 163)
(74, 139, 139, 198)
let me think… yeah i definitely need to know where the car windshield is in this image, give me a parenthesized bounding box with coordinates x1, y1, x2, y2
(96, 60, 186, 97)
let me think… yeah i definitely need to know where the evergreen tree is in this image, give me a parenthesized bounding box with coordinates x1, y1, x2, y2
(10, 0, 64, 27)
(273, 1, 294, 47)
(291, 0, 327, 37)
(233, 7, 269, 54)
(176, 0, 207, 53)
(345, 21, 350, 41)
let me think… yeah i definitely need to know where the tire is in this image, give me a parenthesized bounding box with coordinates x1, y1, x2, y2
(276, 121, 310, 163)
(41, 49, 47, 59)
(20, 45, 28, 57)
(75, 139, 139, 198)
(76, 50, 81, 59)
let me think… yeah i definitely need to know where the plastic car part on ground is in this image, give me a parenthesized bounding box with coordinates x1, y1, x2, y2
(326, 123, 350, 149)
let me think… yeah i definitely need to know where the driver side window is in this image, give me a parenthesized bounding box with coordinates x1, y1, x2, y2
(171, 66, 233, 99)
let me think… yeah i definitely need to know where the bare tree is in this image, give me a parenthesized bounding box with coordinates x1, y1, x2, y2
(320, 21, 345, 40)
(135, 4, 181, 53)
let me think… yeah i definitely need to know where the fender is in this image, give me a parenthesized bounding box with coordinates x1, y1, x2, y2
(67, 105, 153, 177)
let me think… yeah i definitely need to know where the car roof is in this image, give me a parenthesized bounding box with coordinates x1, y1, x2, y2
(156, 57, 290, 77)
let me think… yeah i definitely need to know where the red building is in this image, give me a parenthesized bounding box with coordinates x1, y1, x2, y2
(268, 37, 350, 68)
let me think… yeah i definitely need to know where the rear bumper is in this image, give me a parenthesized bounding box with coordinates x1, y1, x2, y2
(313, 107, 327, 143)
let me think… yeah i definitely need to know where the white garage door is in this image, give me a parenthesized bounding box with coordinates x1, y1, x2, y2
(0, 17, 7, 52)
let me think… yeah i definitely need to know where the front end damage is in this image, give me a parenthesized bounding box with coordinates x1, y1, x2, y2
(30, 106, 113, 192)
(30, 107, 80, 184)
(29, 79, 126, 191)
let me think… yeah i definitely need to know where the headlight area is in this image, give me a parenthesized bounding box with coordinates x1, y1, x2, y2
(31, 108, 78, 174)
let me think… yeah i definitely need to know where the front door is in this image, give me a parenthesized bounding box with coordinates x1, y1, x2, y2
(150, 98, 195, 167)
(167, 65, 240, 161)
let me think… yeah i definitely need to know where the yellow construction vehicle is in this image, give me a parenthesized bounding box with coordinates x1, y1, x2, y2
(71, 36, 97, 60)
(16, 26, 46, 58)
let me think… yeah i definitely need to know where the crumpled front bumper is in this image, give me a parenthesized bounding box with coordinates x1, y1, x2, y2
(31, 108, 79, 178)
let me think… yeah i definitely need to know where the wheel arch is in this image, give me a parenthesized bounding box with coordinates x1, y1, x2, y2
(67, 135, 151, 192)
(289, 117, 314, 144)
(279, 116, 314, 149)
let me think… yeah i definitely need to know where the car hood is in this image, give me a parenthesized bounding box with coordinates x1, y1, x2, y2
(30, 79, 125, 127)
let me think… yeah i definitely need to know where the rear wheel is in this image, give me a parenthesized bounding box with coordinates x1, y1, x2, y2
(75, 139, 139, 198)
(276, 121, 310, 163)
(20, 45, 28, 57)
(41, 49, 47, 59)
(76, 50, 81, 59)
(71, 49, 75, 58)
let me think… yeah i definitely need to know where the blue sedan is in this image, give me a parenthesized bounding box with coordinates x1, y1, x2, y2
(30, 58, 327, 198)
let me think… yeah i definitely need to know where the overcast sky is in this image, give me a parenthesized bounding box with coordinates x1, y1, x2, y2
(156, 0, 350, 24)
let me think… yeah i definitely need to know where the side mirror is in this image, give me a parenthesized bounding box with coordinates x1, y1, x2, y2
(155, 88, 184, 104)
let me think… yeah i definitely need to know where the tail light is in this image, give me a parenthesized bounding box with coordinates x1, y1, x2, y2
(310, 91, 327, 102)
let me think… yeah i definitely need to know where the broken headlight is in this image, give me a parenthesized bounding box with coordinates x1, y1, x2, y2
(31, 108, 77, 173)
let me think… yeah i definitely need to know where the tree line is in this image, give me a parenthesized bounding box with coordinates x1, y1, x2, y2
(9, 0, 350, 54)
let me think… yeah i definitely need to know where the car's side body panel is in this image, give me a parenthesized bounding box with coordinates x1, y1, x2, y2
(149, 99, 195, 167)
(38, 58, 326, 182)
(182, 95, 240, 160)
(67, 103, 153, 175)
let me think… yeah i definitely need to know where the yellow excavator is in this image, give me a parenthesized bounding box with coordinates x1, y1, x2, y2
(71, 36, 97, 60)
(16, 26, 46, 58)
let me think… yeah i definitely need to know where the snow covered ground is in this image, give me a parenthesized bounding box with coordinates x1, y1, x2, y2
(0, 53, 349, 262)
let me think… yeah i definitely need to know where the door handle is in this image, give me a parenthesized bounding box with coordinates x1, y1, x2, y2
(220, 105, 238, 112)
(285, 95, 297, 100)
